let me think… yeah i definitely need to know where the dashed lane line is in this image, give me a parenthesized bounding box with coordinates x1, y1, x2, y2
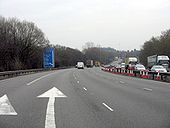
(143, 88, 152, 91)
(102, 102, 114, 112)
(83, 87, 87, 91)
(119, 81, 125, 84)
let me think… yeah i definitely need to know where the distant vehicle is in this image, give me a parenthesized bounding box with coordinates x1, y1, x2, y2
(147, 55, 170, 70)
(125, 57, 138, 70)
(77, 62, 84, 69)
(134, 64, 146, 71)
(86, 60, 93, 68)
(95, 61, 101, 67)
(115, 64, 121, 68)
(120, 63, 125, 69)
(151, 65, 167, 73)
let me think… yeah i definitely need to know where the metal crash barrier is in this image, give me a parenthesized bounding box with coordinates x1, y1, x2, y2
(0, 67, 72, 80)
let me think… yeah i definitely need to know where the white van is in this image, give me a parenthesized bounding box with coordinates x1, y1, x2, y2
(77, 62, 84, 69)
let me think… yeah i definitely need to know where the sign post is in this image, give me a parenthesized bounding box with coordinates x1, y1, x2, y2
(43, 48, 55, 68)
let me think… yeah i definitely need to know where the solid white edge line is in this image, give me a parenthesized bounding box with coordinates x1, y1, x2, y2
(102, 102, 114, 112)
(27, 72, 56, 86)
(83, 87, 87, 91)
(143, 88, 152, 91)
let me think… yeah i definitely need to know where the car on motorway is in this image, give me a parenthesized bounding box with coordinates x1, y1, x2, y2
(115, 64, 121, 68)
(134, 64, 146, 71)
(77, 62, 84, 69)
(120, 63, 125, 69)
(150, 65, 167, 73)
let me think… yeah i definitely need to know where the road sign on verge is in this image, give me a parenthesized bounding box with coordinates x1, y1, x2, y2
(43, 48, 55, 68)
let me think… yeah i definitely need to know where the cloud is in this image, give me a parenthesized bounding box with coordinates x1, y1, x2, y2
(0, 0, 170, 50)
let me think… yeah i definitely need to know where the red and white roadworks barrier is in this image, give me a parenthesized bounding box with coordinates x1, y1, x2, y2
(101, 66, 163, 81)
(140, 70, 149, 79)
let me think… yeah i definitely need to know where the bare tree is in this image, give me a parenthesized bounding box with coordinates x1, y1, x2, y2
(0, 16, 49, 71)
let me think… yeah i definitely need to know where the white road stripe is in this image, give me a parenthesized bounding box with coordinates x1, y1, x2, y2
(45, 97, 56, 128)
(119, 81, 125, 84)
(73, 73, 77, 79)
(83, 87, 87, 91)
(102, 103, 114, 112)
(27, 72, 56, 85)
(143, 88, 152, 91)
(38, 87, 67, 128)
(0, 95, 17, 115)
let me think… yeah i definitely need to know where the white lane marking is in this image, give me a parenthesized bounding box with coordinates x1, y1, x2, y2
(83, 87, 87, 91)
(0, 94, 17, 115)
(119, 81, 125, 84)
(102, 102, 114, 112)
(143, 88, 152, 91)
(77, 81, 80, 83)
(73, 73, 77, 79)
(38, 87, 67, 128)
(27, 72, 56, 85)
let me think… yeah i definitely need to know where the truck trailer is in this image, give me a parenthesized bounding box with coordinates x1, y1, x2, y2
(147, 55, 170, 70)
(125, 57, 138, 70)
(86, 60, 93, 68)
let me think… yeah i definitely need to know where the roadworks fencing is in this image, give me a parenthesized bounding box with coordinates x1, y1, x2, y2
(101, 66, 170, 83)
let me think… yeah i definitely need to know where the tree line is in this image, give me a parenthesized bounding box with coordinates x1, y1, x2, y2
(1, 16, 169, 71)
(0, 16, 49, 71)
(0, 17, 116, 71)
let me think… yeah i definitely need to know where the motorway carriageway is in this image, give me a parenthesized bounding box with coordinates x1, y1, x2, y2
(0, 67, 170, 128)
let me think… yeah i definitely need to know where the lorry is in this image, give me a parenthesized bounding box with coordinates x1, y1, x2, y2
(147, 55, 170, 70)
(86, 60, 93, 68)
(125, 57, 138, 70)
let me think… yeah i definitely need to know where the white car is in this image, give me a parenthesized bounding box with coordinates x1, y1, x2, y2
(120, 63, 125, 69)
(151, 65, 167, 73)
(134, 64, 146, 71)
(77, 62, 84, 69)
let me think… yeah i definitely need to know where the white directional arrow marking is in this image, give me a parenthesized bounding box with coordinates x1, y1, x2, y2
(0, 94, 17, 115)
(38, 87, 67, 128)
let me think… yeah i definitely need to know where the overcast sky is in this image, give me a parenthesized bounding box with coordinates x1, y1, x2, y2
(0, 0, 170, 50)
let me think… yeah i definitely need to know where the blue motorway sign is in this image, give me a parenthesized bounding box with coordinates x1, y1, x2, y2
(43, 48, 55, 68)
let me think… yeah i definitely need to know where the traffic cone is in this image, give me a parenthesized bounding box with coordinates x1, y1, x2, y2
(123, 69, 126, 75)
(118, 68, 121, 74)
(142, 70, 149, 79)
(140, 70, 142, 78)
(121, 69, 125, 75)
(145, 70, 149, 79)
(126, 69, 130, 76)
(128, 69, 134, 76)
(155, 71, 161, 81)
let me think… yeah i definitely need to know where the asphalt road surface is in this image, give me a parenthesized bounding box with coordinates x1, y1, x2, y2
(0, 67, 170, 128)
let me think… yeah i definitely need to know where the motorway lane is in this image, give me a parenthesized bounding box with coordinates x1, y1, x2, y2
(89, 68, 170, 100)
(0, 67, 170, 128)
(73, 68, 170, 128)
(0, 69, 70, 128)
